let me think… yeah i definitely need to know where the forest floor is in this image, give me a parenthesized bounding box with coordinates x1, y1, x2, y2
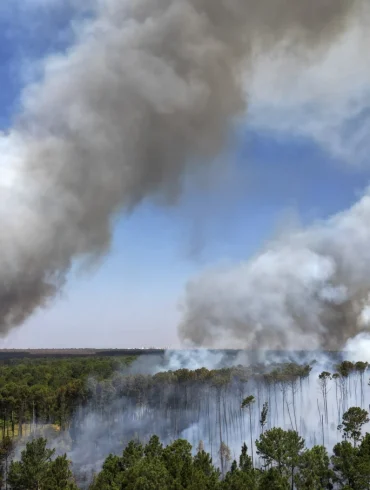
(0, 423, 61, 440)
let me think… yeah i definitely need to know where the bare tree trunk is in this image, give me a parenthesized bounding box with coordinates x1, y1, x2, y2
(249, 408, 254, 467)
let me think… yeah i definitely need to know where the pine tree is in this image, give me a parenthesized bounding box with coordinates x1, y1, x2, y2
(338, 407, 369, 446)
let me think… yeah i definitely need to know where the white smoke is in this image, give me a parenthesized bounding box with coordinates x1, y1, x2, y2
(346, 333, 370, 361)
(179, 190, 370, 350)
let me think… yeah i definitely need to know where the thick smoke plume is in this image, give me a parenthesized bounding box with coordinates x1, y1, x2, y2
(0, 0, 365, 333)
(179, 191, 370, 350)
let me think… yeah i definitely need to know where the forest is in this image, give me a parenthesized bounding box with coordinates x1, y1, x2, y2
(0, 352, 368, 488)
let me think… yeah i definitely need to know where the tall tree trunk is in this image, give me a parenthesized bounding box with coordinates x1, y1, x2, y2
(249, 409, 254, 467)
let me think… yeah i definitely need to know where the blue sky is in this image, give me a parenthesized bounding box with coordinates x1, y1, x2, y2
(1, 2, 369, 348)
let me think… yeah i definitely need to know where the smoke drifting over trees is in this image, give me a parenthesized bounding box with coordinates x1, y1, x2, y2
(0, 0, 367, 337)
(2, 350, 368, 487)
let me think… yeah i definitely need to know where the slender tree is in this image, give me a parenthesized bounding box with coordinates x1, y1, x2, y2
(241, 395, 255, 466)
(318, 372, 331, 425)
(218, 441, 231, 478)
(260, 402, 269, 435)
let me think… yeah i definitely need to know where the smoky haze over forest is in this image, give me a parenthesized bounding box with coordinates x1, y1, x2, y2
(0, 0, 369, 349)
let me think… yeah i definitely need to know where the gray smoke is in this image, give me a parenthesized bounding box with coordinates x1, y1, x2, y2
(0, 0, 365, 333)
(179, 190, 370, 351)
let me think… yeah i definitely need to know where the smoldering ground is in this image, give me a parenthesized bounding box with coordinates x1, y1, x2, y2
(0, 0, 368, 337)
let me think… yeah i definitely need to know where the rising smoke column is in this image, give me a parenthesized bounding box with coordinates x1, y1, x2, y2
(0, 0, 364, 333)
(179, 190, 370, 351)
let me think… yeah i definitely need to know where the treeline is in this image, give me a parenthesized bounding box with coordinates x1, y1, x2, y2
(0, 349, 165, 359)
(68, 360, 369, 456)
(0, 357, 309, 439)
(0, 357, 368, 447)
(1, 406, 369, 489)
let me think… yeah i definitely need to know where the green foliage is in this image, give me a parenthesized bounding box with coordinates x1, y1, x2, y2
(90, 435, 221, 490)
(257, 467, 290, 489)
(332, 432, 370, 489)
(221, 443, 258, 490)
(355, 361, 368, 374)
(7, 438, 77, 490)
(295, 445, 333, 489)
(338, 407, 369, 446)
(122, 458, 171, 490)
(8, 438, 54, 489)
(121, 440, 144, 470)
(44, 455, 78, 489)
(239, 443, 253, 472)
(260, 402, 268, 433)
(256, 428, 305, 475)
(241, 395, 255, 409)
(193, 449, 220, 485)
(356, 433, 370, 489)
(332, 440, 358, 488)
(0, 356, 135, 436)
(336, 361, 355, 378)
(222, 468, 259, 489)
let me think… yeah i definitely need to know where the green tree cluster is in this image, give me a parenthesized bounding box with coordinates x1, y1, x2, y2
(7, 438, 77, 490)
(88, 406, 370, 490)
(0, 356, 135, 437)
(0, 405, 369, 489)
